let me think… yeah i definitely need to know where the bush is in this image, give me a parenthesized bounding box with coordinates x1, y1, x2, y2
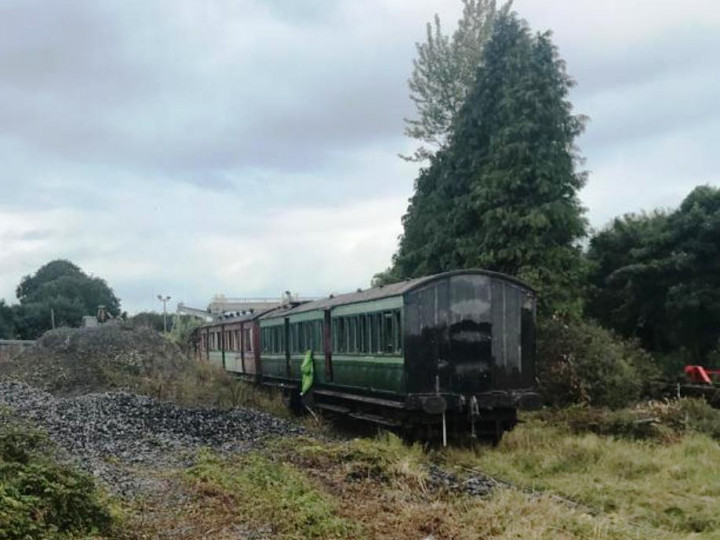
(537, 317, 661, 408)
(536, 398, 720, 442)
(0, 413, 116, 539)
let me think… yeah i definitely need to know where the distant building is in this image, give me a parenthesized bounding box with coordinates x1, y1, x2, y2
(177, 292, 313, 321)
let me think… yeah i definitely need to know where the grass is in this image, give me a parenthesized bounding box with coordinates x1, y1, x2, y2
(0, 410, 123, 540)
(57, 395, 719, 539)
(115, 432, 667, 539)
(115, 357, 293, 418)
(445, 415, 720, 537)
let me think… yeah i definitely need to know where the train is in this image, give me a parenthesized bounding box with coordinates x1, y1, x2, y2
(190, 269, 541, 443)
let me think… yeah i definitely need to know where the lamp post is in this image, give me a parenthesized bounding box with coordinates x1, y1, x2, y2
(157, 294, 171, 333)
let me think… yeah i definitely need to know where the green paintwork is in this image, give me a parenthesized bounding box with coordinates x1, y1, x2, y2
(287, 311, 323, 324)
(257, 296, 407, 395)
(331, 354, 405, 394)
(261, 354, 287, 379)
(285, 353, 404, 394)
(332, 296, 402, 317)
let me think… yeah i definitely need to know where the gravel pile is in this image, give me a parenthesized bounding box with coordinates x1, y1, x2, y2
(0, 381, 303, 496)
(0, 326, 190, 395)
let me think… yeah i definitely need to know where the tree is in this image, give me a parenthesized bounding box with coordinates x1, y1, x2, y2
(585, 211, 671, 351)
(129, 312, 172, 333)
(0, 300, 14, 339)
(587, 186, 720, 364)
(384, 12, 588, 315)
(403, 0, 511, 161)
(13, 260, 121, 339)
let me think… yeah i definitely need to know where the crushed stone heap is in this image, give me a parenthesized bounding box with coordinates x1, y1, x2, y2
(0, 381, 304, 496)
(0, 325, 193, 395)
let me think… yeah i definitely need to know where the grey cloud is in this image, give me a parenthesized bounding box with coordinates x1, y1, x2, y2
(0, 0, 416, 187)
(0, 0, 718, 312)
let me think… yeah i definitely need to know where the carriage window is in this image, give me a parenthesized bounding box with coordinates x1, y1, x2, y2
(383, 313, 394, 353)
(339, 318, 346, 353)
(394, 311, 402, 352)
(303, 322, 311, 351)
(244, 328, 252, 352)
(314, 320, 322, 351)
(278, 326, 286, 353)
(287, 325, 293, 353)
(359, 316, 367, 353)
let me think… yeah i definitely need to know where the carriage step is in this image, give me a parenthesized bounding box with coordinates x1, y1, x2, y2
(314, 403, 351, 415)
(349, 412, 402, 427)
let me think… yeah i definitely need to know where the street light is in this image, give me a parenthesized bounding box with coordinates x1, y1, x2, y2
(157, 294, 171, 333)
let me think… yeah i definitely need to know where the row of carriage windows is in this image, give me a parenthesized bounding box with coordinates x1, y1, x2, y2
(333, 311, 402, 354)
(258, 310, 403, 356)
(203, 327, 253, 352)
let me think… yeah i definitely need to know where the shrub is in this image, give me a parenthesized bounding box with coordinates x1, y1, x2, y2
(537, 317, 661, 408)
(0, 413, 116, 539)
(537, 398, 720, 441)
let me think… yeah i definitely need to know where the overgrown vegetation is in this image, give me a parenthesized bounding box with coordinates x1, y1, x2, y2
(0, 411, 118, 540)
(537, 317, 661, 408)
(536, 398, 720, 442)
(127, 427, 720, 539)
(447, 412, 720, 537)
(185, 449, 361, 538)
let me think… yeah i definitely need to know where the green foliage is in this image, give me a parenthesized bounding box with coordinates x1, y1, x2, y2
(536, 317, 660, 408)
(403, 0, 511, 161)
(0, 413, 115, 539)
(186, 449, 360, 538)
(387, 12, 588, 315)
(168, 314, 204, 349)
(587, 185, 720, 364)
(459, 418, 720, 536)
(13, 259, 121, 339)
(536, 399, 720, 442)
(128, 311, 171, 332)
(0, 300, 15, 338)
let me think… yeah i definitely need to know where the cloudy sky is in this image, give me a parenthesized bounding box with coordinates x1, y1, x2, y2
(1, 0, 718, 314)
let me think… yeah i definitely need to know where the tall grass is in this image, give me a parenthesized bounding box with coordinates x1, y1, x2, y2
(445, 416, 720, 536)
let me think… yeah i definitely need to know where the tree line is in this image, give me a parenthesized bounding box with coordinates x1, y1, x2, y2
(0, 259, 197, 340)
(380, 1, 720, 403)
(0, 260, 122, 340)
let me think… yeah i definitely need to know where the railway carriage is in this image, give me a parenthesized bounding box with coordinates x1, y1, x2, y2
(194, 310, 267, 377)
(192, 269, 540, 442)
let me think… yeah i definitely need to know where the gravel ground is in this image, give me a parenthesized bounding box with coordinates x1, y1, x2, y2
(0, 381, 303, 497)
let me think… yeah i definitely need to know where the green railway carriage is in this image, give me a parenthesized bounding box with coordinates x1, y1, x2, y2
(256, 269, 540, 440)
(193, 269, 540, 441)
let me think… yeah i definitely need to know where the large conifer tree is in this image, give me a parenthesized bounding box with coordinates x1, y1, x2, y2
(382, 12, 587, 314)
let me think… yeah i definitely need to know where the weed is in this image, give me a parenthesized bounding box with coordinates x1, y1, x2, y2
(446, 416, 720, 536)
(536, 398, 720, 441)
(0, 413, 120, 540)
(184, 448, 360, 538)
